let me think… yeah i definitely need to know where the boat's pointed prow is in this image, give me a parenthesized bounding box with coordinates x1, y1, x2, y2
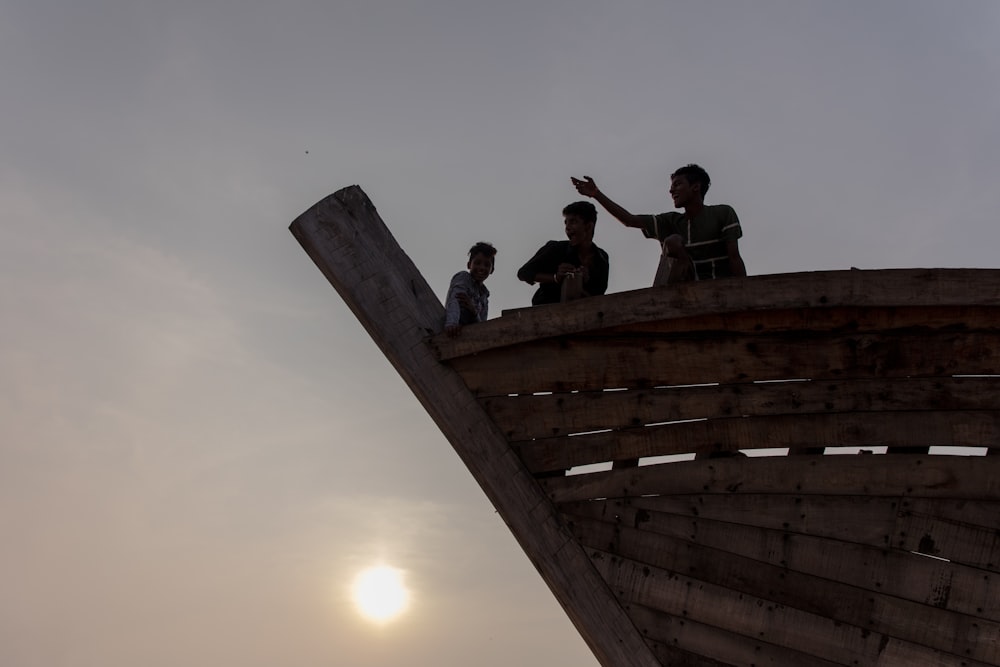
(294, 186, 1000, 667)
(291, 186, 663, 667)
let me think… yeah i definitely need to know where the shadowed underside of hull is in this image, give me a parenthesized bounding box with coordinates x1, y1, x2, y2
(292, 186, 1000, 667)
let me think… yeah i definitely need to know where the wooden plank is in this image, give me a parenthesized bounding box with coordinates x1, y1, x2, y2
(290, 186, 661, 667)
(431, 268, 1000, 360)
(612, 304, 1000, 337)
(641, 639, 740, 667)
(448, 330, 1000, 396)
(636, 607, 992, 667)
(483, 376, 1000, 441)
(514, 411, 999, 473)
(542, 454, 1000, 504)
(895, 509, 1000, 571)
(631, 606, 849, 667)
(578, 520, 999, 664)
(903, 497, 1000, 531)
(872, 639, 997, 667)
(560, 500, 1000, 621)
(560, 494, 900, 546)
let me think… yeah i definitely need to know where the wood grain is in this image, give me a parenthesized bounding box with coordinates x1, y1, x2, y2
(448, 330, 1000, 396)
(560, 499, 1000, 620)
(484, 376, 1000, 441)
(432, 269, 1000, 360)
(514, 412, 998, 473)
(541, 454, 1000, 503)
(580, 521, 999, 664)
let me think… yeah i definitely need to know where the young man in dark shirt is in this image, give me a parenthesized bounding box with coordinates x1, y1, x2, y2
(572, 164, 746, 285)
(517, 201, 610, 305)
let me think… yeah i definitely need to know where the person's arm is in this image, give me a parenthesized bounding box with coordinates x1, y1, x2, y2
(517, 241, 565, 286)
(727, 240, 747, 277)
(585, 248, 610, 296)
(720, 206, 747, 278)
(571, 176, 645, 228)
(444, 273, 468, 334)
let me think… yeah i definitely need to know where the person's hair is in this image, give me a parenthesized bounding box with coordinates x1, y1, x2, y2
(562, 200, 598, 224)
(468, 241, 497, 270)
(671, 163, 711, 196)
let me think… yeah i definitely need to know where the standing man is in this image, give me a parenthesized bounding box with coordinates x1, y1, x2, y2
(571, 164, 746, 285)
(517, 201, 610, 305)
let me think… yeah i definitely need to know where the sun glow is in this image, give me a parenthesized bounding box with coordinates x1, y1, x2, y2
(351, 565, 410, 623)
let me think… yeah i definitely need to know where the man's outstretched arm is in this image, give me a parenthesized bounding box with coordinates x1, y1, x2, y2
(571, 176, 645, 228)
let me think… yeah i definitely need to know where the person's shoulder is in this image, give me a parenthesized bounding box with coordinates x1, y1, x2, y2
(655, 211, 684, 221)
(707, 204, 738, 217)
(593, 243, 611, 261)
(537, 239, 568, 252)
(450, 270, 472, 284)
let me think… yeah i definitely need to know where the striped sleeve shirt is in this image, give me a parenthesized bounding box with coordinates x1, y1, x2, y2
(641, 204, 743, 280)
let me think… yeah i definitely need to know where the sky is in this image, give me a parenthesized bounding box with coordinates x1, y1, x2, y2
(2, 1, 999, 666)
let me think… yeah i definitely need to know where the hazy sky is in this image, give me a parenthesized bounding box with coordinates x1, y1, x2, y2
(2, 2, 999, 666)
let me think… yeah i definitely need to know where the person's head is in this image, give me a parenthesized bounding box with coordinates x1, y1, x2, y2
(562, 201, 597, 247)
(467, 241, 496, 282)
(669, 163, 711, 208)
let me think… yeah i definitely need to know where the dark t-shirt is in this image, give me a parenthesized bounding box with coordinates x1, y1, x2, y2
(516, 240, 610, 305)
(641, 204, 743, 280)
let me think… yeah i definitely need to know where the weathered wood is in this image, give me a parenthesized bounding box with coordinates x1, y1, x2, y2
(573, 495, 1000, 547)
(561, 500, 1000, 620)
(514, 411, 1000, 473)
(483, 376, 1000, 441)
(872, 639, 997, 667)
(431, 268, 1000, 361)
(542, 454, 1000, 504)
(562, 494, 901, 546)
(448, 330, 1000, 396)
(295, 188, 1000, 666)
(290, 187, 661, 667)
(608, 304, 1000, 337)
(641, 639, 741, 667)
(902, 496, 1000, 532)
(633, 604, 993, 667)
(580, 522, 999, 663)
(630, 605, 849, 667)
(894, 508, 1000, 571)
(598, 554, 984, 666)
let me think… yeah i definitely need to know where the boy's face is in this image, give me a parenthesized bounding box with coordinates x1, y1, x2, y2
(564, 214, 594, 246)
(669, 175, 700, 208)
(467, 252, 493, 282)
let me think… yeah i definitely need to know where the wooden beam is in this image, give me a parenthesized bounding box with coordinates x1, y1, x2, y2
(641, 639, 741, 667)
(290, 186, 661, 667)
(580, 522, 999, 664)
(610, 304, 1000, 337)
(431, 268, 1000, 360)
(483, 376, 1000, 441)
(447, 330, 1000, 396)
(902, 496, 1000, 531)
(561, 494, 900, 546)
(541, 454, 1000, 504)
(632, 603, 993, 667)
(560, 500, 1000, 620)
(894, 507, 1000, 571)
(514, 411, 1000, 473)
(630, 605, 848, 667)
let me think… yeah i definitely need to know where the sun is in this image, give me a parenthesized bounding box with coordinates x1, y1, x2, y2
(351, 565, 410, 623)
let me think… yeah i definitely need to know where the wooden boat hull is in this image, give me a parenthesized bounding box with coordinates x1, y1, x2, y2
(292, 186, 1000, 666)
